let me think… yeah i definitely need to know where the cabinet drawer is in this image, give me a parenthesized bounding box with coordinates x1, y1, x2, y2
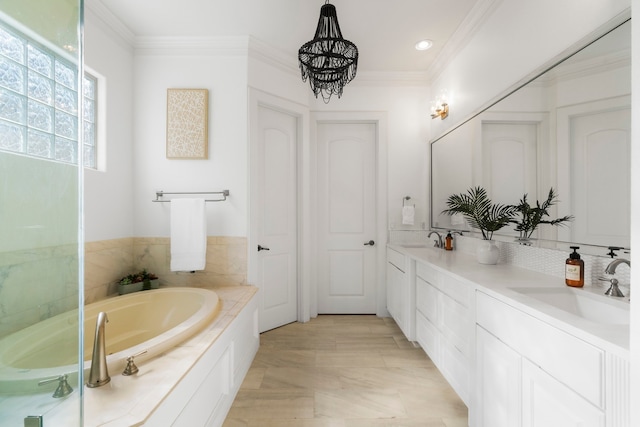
(387, 248, 406, 271)
(416, 311, 440, 364)
(417, 261, 440, 285)
(476, 291, 605, 409)
(441, 294, 472, 357)
(416, 277, 439, 324)
(441, 274, 473, 308)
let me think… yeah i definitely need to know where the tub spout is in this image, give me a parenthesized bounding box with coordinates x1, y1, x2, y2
(87, 311, 110, 388)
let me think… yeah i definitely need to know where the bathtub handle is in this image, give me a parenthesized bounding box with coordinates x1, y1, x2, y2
(123, 350, 148, 376)
(38, 374, 73, 398)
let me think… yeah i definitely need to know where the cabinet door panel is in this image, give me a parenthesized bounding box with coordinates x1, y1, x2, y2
(475, 326, 522, 427)
(522, 359, 605, 427)
(441, 294, 471, 356)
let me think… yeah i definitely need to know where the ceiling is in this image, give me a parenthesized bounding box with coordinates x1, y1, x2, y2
(89, 0, 478, 74)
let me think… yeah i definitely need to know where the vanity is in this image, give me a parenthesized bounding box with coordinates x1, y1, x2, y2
(386, 243, 630, 427)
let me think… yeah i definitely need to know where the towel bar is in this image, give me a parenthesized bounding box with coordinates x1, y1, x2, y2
(152, 190, 230, 203)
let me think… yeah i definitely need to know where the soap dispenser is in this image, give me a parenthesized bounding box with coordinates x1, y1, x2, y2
(565, 246, 584, 287)
(445, 231, 453, 251)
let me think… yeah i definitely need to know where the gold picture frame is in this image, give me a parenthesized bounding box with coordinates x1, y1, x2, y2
(166, 88, 209, 159)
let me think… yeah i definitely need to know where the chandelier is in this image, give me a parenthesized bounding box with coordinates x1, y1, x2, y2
(298, 1, 358, 103)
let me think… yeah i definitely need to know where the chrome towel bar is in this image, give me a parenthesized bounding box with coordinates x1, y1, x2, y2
(152, 190, 230, 203)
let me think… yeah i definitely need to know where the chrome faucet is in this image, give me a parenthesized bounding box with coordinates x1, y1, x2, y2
(87, 311, 110, 388)
(427, 231, 443, 249)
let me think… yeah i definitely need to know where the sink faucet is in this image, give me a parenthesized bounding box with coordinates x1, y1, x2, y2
(604, 258, 630, 274)
(602, 258, 630, 298)
(87, 311, 110, 388)
(427, 231, 443, 249)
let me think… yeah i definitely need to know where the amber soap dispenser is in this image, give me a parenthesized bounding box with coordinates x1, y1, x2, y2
(565, 246, 584, 287)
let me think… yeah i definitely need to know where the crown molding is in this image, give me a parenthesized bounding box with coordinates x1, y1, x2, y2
(85, 0, 136, 49)
(134, 35, 250, 56)
(427, 0, 503, 82)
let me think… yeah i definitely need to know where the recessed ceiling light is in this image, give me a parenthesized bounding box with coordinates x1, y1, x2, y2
(415, 39, 433, 51)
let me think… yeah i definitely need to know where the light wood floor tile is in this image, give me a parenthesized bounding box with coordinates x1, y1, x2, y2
(315, 389, 407, 419)
(224, 315, 468, 426)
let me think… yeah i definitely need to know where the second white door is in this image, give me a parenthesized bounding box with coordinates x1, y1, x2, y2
(316, 122, 377, 314)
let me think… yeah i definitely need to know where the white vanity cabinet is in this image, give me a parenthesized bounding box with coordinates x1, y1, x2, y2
(415, 261, 473, 405)
(386, 247, 415, 340)
(475, 290, 628, 427)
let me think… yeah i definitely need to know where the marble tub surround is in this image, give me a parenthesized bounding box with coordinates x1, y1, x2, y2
(0, 285, 258, 426)
(84, 236, 248, 304)
(224, 315, 468, 426)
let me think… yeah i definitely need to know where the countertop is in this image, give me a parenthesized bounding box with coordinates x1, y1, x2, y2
(387, 244, 630, 358)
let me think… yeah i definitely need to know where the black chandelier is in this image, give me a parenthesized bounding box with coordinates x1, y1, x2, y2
(298, 1, 358, 103)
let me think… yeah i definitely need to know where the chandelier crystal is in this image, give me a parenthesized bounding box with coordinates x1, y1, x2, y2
(298, 1, 358, 103)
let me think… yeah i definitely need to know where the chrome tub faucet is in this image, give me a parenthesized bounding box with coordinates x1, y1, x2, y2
(87, 311, 110, 388)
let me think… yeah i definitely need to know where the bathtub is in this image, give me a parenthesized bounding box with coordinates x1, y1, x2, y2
(0, 287, 220, 393)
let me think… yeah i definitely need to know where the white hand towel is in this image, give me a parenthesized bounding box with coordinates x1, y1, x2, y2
(170, 198, 207, 271)
(402, 205, 415, 225)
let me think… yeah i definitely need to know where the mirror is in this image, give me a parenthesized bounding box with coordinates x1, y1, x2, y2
(431, 19, 631, 250)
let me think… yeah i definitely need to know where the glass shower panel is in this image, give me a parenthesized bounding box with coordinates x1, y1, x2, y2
(0, 1, 83, 426)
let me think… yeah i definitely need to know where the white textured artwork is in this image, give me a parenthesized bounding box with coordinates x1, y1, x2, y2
(166, 89, 209, 159)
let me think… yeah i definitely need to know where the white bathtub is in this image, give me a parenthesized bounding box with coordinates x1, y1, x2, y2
(0, 287, 220, 393)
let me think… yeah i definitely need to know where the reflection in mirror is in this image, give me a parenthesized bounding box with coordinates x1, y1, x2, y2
(430, 19, 631, 250)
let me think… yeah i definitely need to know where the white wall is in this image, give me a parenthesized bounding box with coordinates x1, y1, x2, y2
(83, 9, 135, 241)
(430, 0, 631, 141)
(132, 48, 249, 237)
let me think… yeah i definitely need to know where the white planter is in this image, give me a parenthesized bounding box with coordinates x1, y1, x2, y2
(476, 240, 499, 265)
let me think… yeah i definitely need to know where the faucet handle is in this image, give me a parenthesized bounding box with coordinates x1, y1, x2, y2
(122, 350, 148, 376)
(38, 374, 73, 398)
(599, 277, 625, 298)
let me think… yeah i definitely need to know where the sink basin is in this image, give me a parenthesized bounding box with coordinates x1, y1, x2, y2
(400, 243, 430, 248)
(510, 287, 630, 325)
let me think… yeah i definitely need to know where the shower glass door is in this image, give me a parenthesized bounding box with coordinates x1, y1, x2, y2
(0, 0, 84, 425)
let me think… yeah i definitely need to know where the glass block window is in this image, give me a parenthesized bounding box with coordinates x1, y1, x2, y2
(0, 22, 97, 168)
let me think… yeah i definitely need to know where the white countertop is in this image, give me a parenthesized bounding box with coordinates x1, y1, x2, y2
(388, 244, 630, 358)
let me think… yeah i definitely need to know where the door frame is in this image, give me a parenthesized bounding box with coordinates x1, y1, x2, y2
(310, 111, 389, 317)
(248, 88, 311, 324)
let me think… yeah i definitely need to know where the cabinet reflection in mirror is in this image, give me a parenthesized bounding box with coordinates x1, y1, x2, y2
(430, 19, 630, 250)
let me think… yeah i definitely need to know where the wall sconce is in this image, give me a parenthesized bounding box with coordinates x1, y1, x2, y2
(430, 92, 449, 120)
(430, 102, 449, 120)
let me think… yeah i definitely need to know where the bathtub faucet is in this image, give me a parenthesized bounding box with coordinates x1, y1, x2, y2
(87, 311, 110, 388)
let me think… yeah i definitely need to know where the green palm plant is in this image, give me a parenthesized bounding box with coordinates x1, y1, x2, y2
(441, 186, 517, 240)
(512, 188, 574, 239)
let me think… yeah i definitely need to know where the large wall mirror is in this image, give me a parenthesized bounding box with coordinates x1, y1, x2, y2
(431, 19, 631, 252)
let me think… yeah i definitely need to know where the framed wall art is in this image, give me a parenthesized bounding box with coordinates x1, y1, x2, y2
(166, 88, 209, 159)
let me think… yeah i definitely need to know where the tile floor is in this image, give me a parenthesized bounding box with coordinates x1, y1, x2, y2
(223, 315, 468, 427)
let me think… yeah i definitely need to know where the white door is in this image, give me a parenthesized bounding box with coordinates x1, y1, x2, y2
(481, 122, 538, 207)
(254, 106, 298, 332)
(316, 122, 377, 314)
(568, 108, 630, 247)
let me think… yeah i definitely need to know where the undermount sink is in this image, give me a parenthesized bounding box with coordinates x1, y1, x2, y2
(400, 243, 430, 248)
(510, 287, 630, 325)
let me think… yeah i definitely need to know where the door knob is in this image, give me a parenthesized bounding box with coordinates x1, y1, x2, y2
(257, 245, 270, 251)
(364, 240, 375, 246)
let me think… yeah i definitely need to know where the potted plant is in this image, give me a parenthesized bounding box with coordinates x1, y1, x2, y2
(511, 188, 574, 243)
(441, 186, 516, 264)
(118, 269, 159, 295)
